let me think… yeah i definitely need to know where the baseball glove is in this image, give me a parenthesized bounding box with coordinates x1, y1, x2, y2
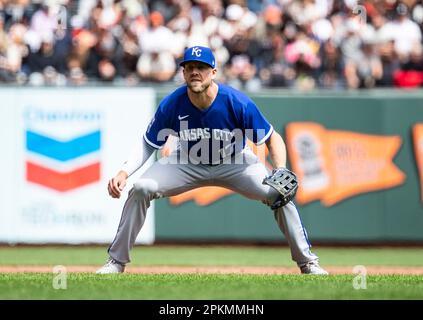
(262, 167, 298, 210)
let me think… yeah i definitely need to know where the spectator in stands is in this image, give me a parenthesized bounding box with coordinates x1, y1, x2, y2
(136, 47, 175, 82)
(0, 13, 13, 82)
(1, 22, 28, 82)
(0, 14, 7, 54)
(136, 10, 176, 82)
(224, 53, 261, 92)
(259, 39, 295, 88)
(25, 32, 66, 75)
(148, 0, 182, 25)
(69, 29, 98, 79)
(376, 39, 400, 87)
(378, 2, 422, 60)
(117, 26, 140, 82)
(284, 28, 321, 90)
(317, 39, 345, 89)
(394, 42, 423, 87)
(67, 53, 87, 85)
(401, 42, 423, 72)
(30, 2, 57, 38)
(345, 39, 383, 89)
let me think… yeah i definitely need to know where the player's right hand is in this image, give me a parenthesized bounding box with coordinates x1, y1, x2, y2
(108, 171, 128, 198)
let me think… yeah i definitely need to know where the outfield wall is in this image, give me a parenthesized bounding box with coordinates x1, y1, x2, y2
(155, 90, 423, 242)
(0, 88, 422, 243)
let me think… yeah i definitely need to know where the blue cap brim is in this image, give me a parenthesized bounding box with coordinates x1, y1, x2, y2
(179, 59, 215, 68)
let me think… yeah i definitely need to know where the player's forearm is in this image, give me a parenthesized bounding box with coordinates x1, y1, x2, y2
(120, 137, 155, 177)
(265, 131, 287, 168)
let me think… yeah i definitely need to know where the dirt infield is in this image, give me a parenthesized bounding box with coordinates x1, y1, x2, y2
(1, 265, 423, 275)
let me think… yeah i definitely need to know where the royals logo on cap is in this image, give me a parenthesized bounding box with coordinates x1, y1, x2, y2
(191, 47, 202, 57)
(180, 46, 216, 68)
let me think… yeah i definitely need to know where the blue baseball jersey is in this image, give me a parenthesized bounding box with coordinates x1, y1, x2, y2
(144, 83, 273, 164)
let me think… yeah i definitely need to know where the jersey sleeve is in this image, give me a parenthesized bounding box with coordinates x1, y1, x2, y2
(143, 103, 174, 149)
(243, 100, 273, 145)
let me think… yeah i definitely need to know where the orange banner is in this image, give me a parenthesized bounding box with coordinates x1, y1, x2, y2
(412, 124, 423, 202)
(286, 123, 406, 206)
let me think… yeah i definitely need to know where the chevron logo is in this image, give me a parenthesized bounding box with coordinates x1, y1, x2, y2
(25, 129, 101, 192)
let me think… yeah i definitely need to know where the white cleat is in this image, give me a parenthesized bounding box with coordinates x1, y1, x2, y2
(300, 261, 329, 275)
(96, 258, 125, 274)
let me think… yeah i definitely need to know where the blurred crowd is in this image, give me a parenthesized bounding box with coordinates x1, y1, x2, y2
(0, 0, 423, 90)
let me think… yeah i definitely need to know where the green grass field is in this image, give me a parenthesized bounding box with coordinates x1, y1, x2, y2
(2, 273, 423, 300)
(1, 245, 423, 299)
(2, 245, 423, 266)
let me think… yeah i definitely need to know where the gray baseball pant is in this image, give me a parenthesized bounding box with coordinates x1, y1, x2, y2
(108, 147, 318, 266)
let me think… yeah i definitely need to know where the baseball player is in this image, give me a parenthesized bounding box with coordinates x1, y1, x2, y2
(96, 46, 328, 275)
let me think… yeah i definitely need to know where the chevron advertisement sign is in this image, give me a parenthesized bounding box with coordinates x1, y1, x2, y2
(24, 109, 102, 192)
(0, 88, 156, 244)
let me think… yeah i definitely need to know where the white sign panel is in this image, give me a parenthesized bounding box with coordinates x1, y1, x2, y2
(0, 88, 156, 244)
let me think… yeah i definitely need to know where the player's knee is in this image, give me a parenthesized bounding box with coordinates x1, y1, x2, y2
(263, 192, 284, 210)
(133, 179, 159, 198)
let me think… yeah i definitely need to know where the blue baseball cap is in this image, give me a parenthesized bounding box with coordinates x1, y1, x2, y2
(180, 46, 216, 69)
